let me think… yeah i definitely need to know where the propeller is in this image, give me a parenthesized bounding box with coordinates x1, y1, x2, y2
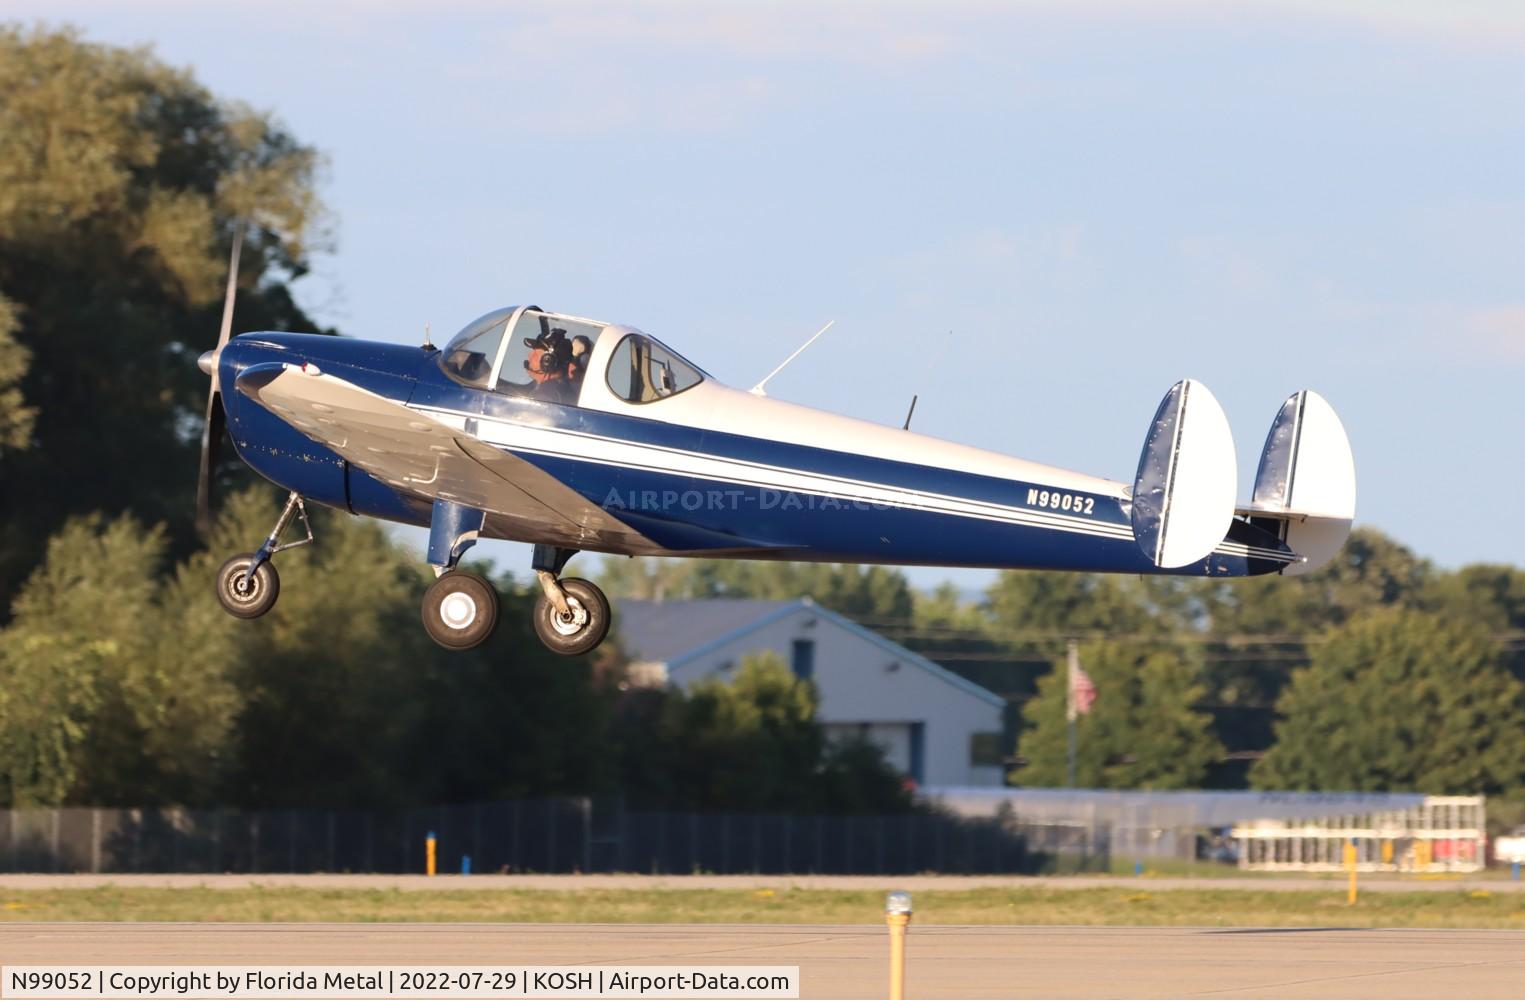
(195, 222, 244, 537)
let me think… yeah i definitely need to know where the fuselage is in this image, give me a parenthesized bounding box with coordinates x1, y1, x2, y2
(218, 327, 1292, 577)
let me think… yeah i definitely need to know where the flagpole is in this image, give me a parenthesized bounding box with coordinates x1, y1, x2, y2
(1066, 638, 1078, 788)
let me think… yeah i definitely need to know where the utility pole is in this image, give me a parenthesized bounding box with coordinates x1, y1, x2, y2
(1066, 639, 1078, 788)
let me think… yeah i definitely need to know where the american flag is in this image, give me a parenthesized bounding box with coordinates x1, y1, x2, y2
(1069, 661, 1098, 718)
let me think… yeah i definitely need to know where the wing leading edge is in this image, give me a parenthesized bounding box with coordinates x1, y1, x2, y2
(234, 362, 661, 554)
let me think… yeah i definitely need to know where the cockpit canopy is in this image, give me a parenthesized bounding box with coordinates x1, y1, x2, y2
(442, 306, 603, 394)
(440, 306, 706, 407)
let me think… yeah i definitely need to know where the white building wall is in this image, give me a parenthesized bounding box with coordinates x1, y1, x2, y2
(666, 606, 1005, 787)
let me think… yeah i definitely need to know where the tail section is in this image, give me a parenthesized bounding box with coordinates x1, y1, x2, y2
(1131, 379, 1238, 568)
(1240, 390, 1356, 575)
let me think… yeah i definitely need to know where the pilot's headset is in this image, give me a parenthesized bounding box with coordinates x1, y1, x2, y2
(526, 328, 573, 376)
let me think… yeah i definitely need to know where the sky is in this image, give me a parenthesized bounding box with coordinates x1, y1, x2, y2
(11, 1, 1524, 589)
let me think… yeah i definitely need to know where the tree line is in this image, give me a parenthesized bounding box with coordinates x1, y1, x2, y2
(0, 489, 913, 813)
(594, 538, 1525, 797)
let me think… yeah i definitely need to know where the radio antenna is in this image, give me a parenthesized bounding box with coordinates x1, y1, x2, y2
(750, 320, 834, 396)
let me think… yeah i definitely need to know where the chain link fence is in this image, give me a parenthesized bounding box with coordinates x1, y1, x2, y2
(0, 800, 1107, 875)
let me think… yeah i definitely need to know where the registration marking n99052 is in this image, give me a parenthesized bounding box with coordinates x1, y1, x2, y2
(1027, 488, 1095, 515)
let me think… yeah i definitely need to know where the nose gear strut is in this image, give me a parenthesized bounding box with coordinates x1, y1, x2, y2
(213, 491, 314, 620)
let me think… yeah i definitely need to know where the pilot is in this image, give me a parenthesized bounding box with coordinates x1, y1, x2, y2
(523, 330, 578, 404)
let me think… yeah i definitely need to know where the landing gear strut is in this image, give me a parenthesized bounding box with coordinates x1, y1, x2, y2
(530, 544, 610, 656)
(421, 499, 499, 650)
(418, 504, 608, 654)
(214, 492, 313, 619)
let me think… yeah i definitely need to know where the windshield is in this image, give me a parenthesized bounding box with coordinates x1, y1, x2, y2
(441, 307, 516, 389)
(605, 333, 704, 403)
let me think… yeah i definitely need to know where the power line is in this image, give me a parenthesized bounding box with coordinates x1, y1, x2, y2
(855, 617, 1525, 649)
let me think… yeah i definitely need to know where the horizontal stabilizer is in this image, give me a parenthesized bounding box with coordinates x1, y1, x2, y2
(1131, 379, 1237, 569)
(1242, 390, 1356, 576)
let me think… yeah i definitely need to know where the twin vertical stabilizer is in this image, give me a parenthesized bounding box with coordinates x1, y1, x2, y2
(1131, 382, 1355, 573)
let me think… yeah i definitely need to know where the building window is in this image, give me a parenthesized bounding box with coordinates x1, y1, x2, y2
(791, 639, 815, 680)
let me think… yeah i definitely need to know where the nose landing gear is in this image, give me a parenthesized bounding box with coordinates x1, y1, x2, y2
(213, 491, 313, 620)
(215, 553, 280, 619)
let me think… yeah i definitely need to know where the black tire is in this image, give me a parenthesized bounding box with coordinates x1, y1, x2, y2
(215, 553, 280, 620)
(532, 577, 610, 656)
(421, 570, 500, 650)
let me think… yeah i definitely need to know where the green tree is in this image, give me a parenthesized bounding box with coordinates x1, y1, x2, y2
(1012, 641, 1222, 789)
(1420, 563, 1525, 681)
(985, 571, 1188, 657)
(597, 557, 913, 620)
(670, 653, 824, 811)
(1197, 528, 1433, 641)
(0, 25, 327, 608)
(1160, 527, 1440, 782)
(1252, 607, 1525, 794)
(0, 294, 33, 452)
(0, 515, 239, 806)
(0, 487, 619, 810)
(611, 652, 912, 814)
(913, 581, 991, 634)
(195, 489, 613, 808)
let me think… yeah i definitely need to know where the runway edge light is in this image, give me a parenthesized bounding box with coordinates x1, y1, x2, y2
(885, 891, 912, 1000)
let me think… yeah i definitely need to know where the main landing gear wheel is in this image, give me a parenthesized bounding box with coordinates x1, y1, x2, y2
(215, 554, 281, 620)
(422, 570, 500, 650)
(532, 577, 610, 656)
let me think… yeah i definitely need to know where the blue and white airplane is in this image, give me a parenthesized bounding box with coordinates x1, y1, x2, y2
(197, 244, 1355, 655)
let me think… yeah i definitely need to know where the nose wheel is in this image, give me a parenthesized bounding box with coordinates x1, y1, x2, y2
(212, 492, 311, 620)
(532, 576, 610, 656)
(215, 554, 280, 619)
(421, 570, 501, 650)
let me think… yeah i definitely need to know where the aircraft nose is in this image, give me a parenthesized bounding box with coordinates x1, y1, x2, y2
(198, 350, 216, 376)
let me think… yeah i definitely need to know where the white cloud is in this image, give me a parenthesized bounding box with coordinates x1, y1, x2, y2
(1176, 235, 1279, 298)
(504, 4, 960, 63)
(1460, 305, 1525, 362)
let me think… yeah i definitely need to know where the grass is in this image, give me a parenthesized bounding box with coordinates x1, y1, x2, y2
(1, 886, 1524, 928)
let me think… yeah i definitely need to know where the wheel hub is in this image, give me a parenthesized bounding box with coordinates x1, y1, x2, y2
(440, 591, 478, 630)
(549, 597, 588, 637)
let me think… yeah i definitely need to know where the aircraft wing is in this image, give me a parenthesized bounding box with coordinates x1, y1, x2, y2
(234, 362, 660, 553)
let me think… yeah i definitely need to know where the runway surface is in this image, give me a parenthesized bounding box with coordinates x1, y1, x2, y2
(1, 873, 1520, 892)
(3, 923, 1523, 999)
